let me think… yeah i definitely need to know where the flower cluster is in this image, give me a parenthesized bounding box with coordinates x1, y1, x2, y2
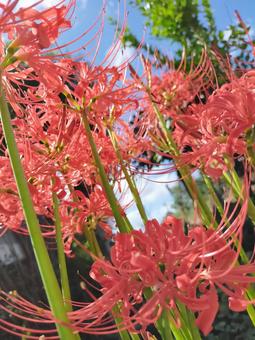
(172, 70, 255, 178)
(0, 1, 146, 248)
(78, 215, 254, 336)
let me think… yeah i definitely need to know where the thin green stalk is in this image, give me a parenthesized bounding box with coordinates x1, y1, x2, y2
(223, 169, 255, 324)
(143, 288, 193, 340)
(129, 333, 141, 340)
(176, 301, 201, 340)
(119, 331, 131, 340)
(84, 224, 104, 258)
(52, 188, 73, 313)
(84, 102, 200, 337)
(223, 170, 255, 224)
(81, 110, 132, 233)
(0, 81, 78, 339)
(247, 301, 255, 326)
(67, 184, 104, 259)
(203, 172, 250, 264)
(115, 314, 140, 340)
(108, 129, 148, 224)
(186, 310, 202, 340)
(138, 93, 204, 338)
(149, 96, 213, 226)
(202, 174, 224, 216)
(156, 310, 174, 340)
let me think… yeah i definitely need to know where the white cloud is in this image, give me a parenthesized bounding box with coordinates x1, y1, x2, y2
(115, 166, 178, 229)
(223, 29, 231, 41)
(111, 46, 136, 67)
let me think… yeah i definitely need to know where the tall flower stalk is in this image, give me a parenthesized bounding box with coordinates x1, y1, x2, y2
(0, 78, 79, 340)
(108, 127, 148, 224)
(52, 185, 73, 312)
(81, 108, 132, 233)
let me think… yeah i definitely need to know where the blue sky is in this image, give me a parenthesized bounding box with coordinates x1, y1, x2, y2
(211, 0, 255, 30)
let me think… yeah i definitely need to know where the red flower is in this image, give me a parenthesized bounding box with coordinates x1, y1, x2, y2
(0, 1, 74, 90)
(69, 213, 255, 336)
(173, 70, 255, 177)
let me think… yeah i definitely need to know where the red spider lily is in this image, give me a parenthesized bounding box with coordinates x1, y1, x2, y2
(172, 70, 255, 177)
(0, 97, 133, 244)
(64, 211, 255, 336)
(128, 51, 214, 134)
(0, 155, 56, 236)
(59, 186, 114, 255)
(14, 108, 124, 185)
(0, 1, 76, 101)
(149, 68, 202, 117)
(0, 63, 139, 246)
(0, 143, 116, 248)
(65, 62, 138, 127)
(0, 0, 74, 52)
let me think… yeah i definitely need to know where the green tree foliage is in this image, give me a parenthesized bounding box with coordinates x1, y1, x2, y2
(127, 0, 254, 69)
(134, 0, 216, 47)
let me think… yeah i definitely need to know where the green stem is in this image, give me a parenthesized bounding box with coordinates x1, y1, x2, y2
(156, 310, 174, 340)
(223, 169, 255, 224)
(146, 96, 205, 338)
(186, 310, 202, 340)
(0, 82, 78, 339)
(143, 288, 192, 340)
(81, 110, 132, 232)
(204, 172, 250, 264)
(52, 188, 73, 313)
(246, 299, 255, 326)
(129, 333, 141, 340)
(169, 301, 202, 340)
(119, 331, 131, 340)
(150, 96, 213, 226)
(84, 223, 104, 258)
(114, 312, 139, 340)
(67, 184, 104, 259)
(224, 169, 255, 325)
(202, 174, 224, 216)
(108, 129, 148, 224)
